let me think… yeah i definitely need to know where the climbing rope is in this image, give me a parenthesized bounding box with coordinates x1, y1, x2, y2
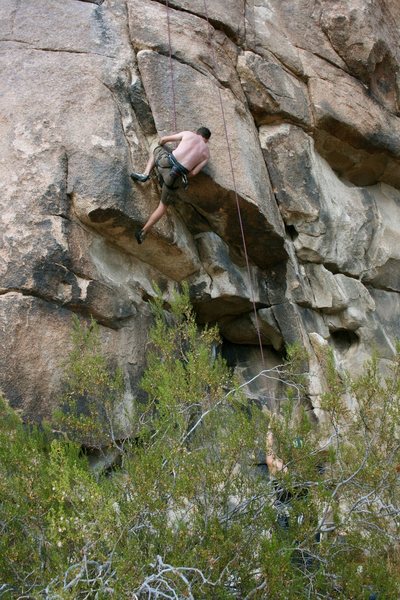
(165, 0, 177, 132)
(164, 0, 265, 366)
(201, 0, 265, 366)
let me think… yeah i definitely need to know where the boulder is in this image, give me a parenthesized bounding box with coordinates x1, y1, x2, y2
(246, 1, 305, 77)
(128, 0, 245, 102)
(302, 54, 400, 187)
(0, 293, 150, 426)
(260, 125, 376, 276)
(320, 0, 400, 113)
(237, 51, 311, 127)
(255, 0, 347, 70)
(159, 0, 246, 43)
(221, 308, 283, 350)
(363, 183, 400, 292)
(189, 232, 269, 323)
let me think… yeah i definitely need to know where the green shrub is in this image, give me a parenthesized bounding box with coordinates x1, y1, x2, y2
(0, 286, 399, 598)
(54, 315, 125, 448)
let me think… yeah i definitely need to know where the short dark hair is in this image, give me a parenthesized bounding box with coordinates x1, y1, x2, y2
(196, 126, 211, 139)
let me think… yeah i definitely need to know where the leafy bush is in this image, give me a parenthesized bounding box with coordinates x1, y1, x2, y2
(0, 286, 399, 598)
(54, 315, 125, 448)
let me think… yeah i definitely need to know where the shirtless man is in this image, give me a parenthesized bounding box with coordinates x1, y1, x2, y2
(130, 127, 211, 243)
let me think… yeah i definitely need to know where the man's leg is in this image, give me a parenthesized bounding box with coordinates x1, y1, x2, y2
(134, 150, 175, 244)
(142, 201, 167, 234)
(135, 201, 168, 244)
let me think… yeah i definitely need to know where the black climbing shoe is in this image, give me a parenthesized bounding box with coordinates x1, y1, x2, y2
(135, 228, 146, 245)
(130, 172, 149, 183)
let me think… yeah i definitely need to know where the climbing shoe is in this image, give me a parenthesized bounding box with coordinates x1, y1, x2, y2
(135, 228, 146, 244)
(130, 172, 149, 183)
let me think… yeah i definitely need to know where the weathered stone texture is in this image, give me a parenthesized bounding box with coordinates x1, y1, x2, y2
(320, 0, 400, 113)
(2, 0, 400, 428)
(238, 50, 311, 127)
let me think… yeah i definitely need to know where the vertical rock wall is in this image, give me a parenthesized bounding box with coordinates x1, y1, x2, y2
(1, 0, 400, 428)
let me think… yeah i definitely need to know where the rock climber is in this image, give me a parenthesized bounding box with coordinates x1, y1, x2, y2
(130, 127, 211, 244)
(266, 428, 324, 572)
(266, 429, 316, 524)
(266, 428, 292, 530)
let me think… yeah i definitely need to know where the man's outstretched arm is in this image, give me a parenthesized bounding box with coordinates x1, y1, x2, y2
(159, 132, 184, 145)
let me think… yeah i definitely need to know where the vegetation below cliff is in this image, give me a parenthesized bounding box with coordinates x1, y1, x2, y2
(0, 289, 399, 599)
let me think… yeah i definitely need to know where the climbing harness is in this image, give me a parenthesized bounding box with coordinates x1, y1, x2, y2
(154, 145, 189, 192)
(168, 153, 189, 189)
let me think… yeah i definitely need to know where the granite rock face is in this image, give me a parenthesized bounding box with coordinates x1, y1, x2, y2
(1, 0, 400, 431)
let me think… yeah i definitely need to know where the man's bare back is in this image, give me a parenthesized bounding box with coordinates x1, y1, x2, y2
(161, 130, 210, 176)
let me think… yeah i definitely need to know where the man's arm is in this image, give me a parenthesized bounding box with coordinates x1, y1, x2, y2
(189, 158, 208, 177)
(159, 132, 184, 145)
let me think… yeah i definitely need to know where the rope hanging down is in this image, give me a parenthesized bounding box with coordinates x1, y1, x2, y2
(201, 0, 265, 367)
(165, 0, 177, 132)
(164, 0, 265, 367)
